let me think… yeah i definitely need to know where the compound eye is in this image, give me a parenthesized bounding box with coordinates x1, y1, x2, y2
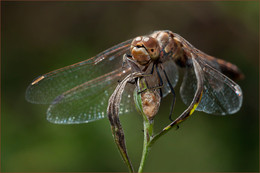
(131, 36, 142, 50)
(131, 36, 150, 65)
(142, 37, 160, 60)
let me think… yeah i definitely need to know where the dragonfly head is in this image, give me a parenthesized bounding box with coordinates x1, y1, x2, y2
(131, 36, 160, 65)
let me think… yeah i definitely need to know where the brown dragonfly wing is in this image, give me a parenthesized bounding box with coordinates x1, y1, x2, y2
(180, 53, 243, 115)
(47, 67, 136, 124)
(26, 39, 132, 104)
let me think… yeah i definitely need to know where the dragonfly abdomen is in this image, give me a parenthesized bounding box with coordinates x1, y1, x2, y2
(217, 58, 244, 81)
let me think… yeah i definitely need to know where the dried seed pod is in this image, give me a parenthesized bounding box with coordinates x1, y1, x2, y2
(141, 89, 161, 120)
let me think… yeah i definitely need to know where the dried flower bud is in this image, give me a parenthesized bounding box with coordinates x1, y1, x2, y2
(141, 90, 161, 120)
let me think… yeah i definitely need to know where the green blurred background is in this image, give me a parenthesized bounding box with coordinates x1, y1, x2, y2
(1, 1, 259, 172)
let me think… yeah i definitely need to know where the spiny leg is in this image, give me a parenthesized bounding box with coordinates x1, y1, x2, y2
(136, 63, 156, 94)
(150, 62, 155, 74)
(137, 63, 164, 94)
(163, 56, 204, 130)
(155, 63, 163, 97)
(123, 54, 146, 87)
(161, 66, 176, 122)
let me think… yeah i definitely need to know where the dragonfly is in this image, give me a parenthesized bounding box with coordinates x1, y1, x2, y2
(26, 30, 243, 124)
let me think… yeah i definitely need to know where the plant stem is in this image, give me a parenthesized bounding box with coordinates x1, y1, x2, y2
(138, 118, 181, 172)
(138, 119, 154, 172)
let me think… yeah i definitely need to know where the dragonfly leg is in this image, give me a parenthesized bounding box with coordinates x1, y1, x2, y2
(123, 54, 143, 73)
(122, 54, 146, 86)
(137, 88, 147, 94)
(169, 95, 176, 122)
(155, 63, 163, 97)
(122, 54, 133, 68)
(137, 63, 164, 91)
(160, 64, 176, 122)
(138, 63, 165, 95)
(163, 56, 204, 130)
(123, 54, 153, 79)
(150, 62, 155, 74)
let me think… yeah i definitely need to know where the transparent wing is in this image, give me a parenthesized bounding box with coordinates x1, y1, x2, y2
(160, 58, 179, 97)
(47, 67, 136, 124)
(142, 57, 179, 98)
(180, 57, 243, 115)
(26, 39, 132, 104)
